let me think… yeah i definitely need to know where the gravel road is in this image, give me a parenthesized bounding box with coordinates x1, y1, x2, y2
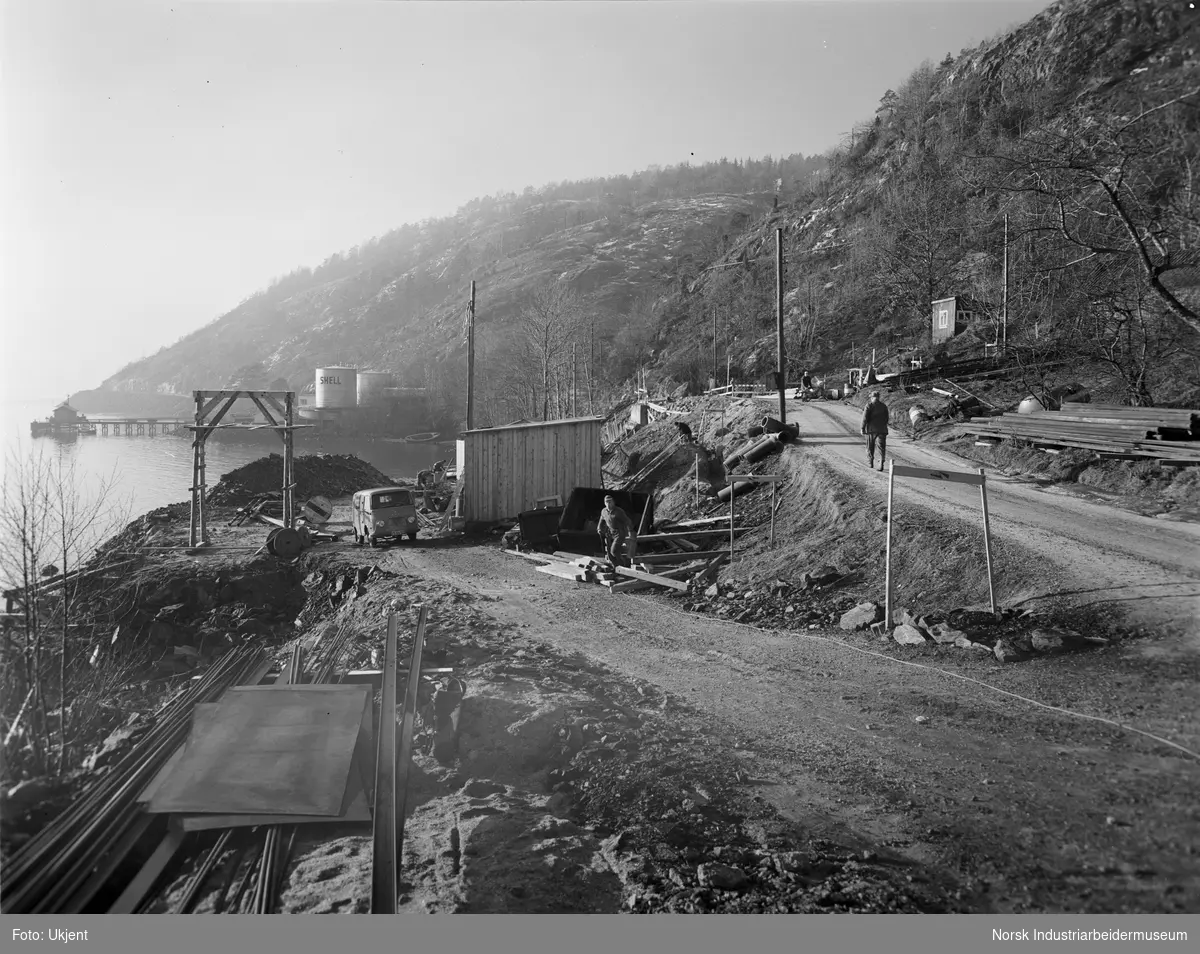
(391, 538, 1200, 914)
(791, 400, 1200, 645)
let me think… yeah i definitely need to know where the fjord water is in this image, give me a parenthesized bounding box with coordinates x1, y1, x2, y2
(0, 396, 451, 531)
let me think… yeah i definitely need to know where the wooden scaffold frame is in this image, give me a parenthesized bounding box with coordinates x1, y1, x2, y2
(188, 390, 304, 547)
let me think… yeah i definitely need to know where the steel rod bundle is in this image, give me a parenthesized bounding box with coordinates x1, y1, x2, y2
(0, 645, 269, 914)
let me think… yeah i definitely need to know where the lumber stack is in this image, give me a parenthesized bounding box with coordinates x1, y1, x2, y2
(505, 548, 730, 594)
(963, 403, 1200, 461)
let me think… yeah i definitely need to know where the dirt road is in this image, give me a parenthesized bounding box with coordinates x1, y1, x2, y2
(391, 541, 1200, 914)
(788, 400, 1200, 645)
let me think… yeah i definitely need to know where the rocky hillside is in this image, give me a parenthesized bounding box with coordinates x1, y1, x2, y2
(99, 157, 822, 424)
(656, 0, 1199, 405)
(98, 0, 1199, 421)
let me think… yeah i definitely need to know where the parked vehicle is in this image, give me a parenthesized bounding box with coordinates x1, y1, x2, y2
(351, 487, 419, 546)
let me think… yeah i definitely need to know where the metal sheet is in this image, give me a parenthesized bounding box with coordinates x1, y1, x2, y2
(147, 686, 372, 817)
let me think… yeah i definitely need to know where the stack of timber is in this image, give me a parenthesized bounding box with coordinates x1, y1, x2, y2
(963, 404, 1200, 462)
(505, 515, 741, 594)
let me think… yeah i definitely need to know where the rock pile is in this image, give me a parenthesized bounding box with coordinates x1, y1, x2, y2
(835, 601, 1099, 663)
(682, 568, 856, 629)
(207, 454, 395, 504)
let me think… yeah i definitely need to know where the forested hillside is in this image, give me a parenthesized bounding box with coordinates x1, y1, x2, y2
(100, 157, 823, 427)
(655, 0, 1199, 406)
(101, 0, 1200, 424)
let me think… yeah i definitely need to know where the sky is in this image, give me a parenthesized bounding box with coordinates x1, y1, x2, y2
(0, 0, 1051, 403)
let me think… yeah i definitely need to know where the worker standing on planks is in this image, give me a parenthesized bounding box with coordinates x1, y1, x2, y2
(598, 494, 636, 568)
(861, 390, 890, 471)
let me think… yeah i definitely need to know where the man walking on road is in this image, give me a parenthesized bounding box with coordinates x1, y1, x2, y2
(598, 494, 636, 567)
(861, 390, 890, 471)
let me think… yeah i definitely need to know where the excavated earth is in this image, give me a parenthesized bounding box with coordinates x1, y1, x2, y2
(4, 399, 1198, 914)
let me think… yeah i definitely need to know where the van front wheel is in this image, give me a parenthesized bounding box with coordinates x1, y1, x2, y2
(369, 536, 378, 548)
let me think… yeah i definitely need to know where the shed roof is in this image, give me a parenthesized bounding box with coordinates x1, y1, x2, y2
(462, 416, 604, 436)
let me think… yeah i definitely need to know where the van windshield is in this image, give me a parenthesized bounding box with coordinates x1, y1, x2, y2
(371, 491, 411, 508)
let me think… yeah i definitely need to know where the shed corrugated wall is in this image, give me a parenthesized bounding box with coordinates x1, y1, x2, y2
(462, 419, 603, 523)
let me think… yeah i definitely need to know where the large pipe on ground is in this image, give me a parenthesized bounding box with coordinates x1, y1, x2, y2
(743, 433, 785, 464)
(723, 437, 762, 470)
(717, 478, 766, 503)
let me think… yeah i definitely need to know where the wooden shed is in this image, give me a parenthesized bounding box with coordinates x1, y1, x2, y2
(455, 416, 604, 524)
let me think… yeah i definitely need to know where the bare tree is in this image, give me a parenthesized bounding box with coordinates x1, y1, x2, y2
(988, 88, 1200, 339)
(519, 281, 584, 421)
(1, 443, 128, 775)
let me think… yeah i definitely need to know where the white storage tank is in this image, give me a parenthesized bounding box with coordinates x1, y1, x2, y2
(357, 371, 394, 408)
(315, 367, 358, 409)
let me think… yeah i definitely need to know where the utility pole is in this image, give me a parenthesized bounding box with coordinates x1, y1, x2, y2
(775, 227, 786, 424)
(571, 342, 578, 417)
(589, 317, 595, 414)
(1001, 213, 1009, 354)
(712, 304, 718, 389)
(465, 281, 476, 431)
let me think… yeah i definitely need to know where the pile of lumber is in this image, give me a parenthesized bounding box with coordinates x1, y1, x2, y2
(963, 403, 1200, 461)
(505, 515, 741, 594)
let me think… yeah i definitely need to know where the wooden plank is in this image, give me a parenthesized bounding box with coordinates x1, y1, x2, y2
(504, 548, 557, 563)
(108, 819, 186, 913)
(371, 612, 400, 913)
(636, 529, 744, 542)
(536, 564, 586, 583)
(614, 567, 690, 592)
(393, 605, 428, 911)
(551, 551, 601, 562)
(891, 464, 985, 487)
(637, 549, 732, 564)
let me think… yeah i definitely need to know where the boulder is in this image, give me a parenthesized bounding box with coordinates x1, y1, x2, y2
(802, 566, 841, 589)
(892, 624, 928, 646)
(773, 851, 812, 874)
(993, 638, 1028, 663)
(697, 863, 750, 891)
(930, 623, 968, 645)
(839, 602, 883, 632)
(896, 608, 924, 630)
(1030, 628, 1070, 654)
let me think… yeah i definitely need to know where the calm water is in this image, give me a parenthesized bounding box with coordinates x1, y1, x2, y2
(1, 396, 453, 528)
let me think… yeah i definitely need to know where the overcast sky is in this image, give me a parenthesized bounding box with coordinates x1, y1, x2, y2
(1, 0, 1050, 401)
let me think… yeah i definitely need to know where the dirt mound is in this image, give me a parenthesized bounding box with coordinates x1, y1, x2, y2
(208, 454, 394, 505)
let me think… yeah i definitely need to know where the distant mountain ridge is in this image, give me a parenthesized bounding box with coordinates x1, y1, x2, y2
(99, 157, 822, 425)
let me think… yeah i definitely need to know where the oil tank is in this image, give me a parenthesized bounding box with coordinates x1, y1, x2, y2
(357, 371, 394, 408)
(315, 367, 358, 409)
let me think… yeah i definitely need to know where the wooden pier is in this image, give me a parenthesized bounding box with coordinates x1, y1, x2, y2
(95, 419, 187, 436)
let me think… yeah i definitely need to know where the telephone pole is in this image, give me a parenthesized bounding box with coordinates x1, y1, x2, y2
(465, 281, 476, 430)
(711, 304, 718, 389)
(775, 227, 787, 425)
(1001, 213, 1009, 354)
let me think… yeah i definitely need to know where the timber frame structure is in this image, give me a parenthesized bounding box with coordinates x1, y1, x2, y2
(189, 390, 304, 547)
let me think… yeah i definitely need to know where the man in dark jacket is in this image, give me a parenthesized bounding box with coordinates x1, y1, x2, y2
(860, 390, 889, 470)
(598, 494, 636, 567)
